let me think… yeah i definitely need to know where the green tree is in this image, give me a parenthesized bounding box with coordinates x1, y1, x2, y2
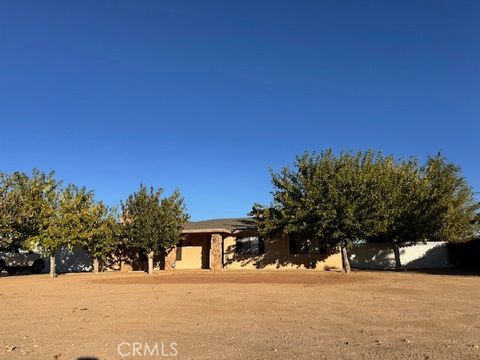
(121, 185, 189, 274)
(253, 150, 479, 272)
(0, 170, 59, 249)
(365, 155, 426, 267)
(159, 190, 190, 253)
(31, 184, 99, 277)
(81, 203, 121, 274)
(251, 150, 379, 273)
(372, 154, 479, 267)
(421, 154, 479, 243)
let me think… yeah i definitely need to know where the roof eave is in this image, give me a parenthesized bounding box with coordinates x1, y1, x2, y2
(182, 228, 232, 234)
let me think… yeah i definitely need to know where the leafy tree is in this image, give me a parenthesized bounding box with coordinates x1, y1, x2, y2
(0, 170, 121, 276)
(251, 150, 379, 272)
(121, 185, 189, 274)
(159, 190, 190, 253)
(354, 153, 479, 268)
(0, 170, 59, 249)
(364, 155, 426, 267)
(30, 184, 99, 277)
(253, 150, 479, 272)
(421, 154, 479, 243)
(81, 203, 121, 273)
(121, 185, 163, 273)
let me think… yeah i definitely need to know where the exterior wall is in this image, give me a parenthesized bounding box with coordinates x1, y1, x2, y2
(349, 241, 451, 269)
(39, 235, 343, 273)
(176, 246, 203, 269)
(42, 246, 93, 273)
(175, 233, 210, 269)
(223, 235, 342, 271)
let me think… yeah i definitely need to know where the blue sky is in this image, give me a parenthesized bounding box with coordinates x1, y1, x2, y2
(1, 0, 478, 220)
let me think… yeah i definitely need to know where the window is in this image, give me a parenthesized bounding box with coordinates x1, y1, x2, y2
(235, 236, 265, 255)
(176, 241, 183, 261)
(289, 237, 326, 254)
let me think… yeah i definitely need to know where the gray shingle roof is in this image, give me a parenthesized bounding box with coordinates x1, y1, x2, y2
(182, 218, 257, 234)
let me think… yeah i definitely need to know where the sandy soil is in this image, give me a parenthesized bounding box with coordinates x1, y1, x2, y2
(0, 270, 479, 360)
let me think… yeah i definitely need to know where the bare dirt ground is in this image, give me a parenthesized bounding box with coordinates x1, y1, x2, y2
(1, 270, 479, 360)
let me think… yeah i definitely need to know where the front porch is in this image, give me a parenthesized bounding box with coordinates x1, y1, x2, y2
(165, 218, 256, 271)
(168, 232, 223, 271)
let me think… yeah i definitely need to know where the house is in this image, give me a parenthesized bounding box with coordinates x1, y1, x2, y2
(33, 217, 454, 274)
(165, 218, 342, 271)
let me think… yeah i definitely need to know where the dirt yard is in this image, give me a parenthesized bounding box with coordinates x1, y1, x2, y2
(0, 270, 479, 360)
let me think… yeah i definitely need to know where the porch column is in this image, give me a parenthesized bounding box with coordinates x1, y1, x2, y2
(165, 247, 177, 271)
(210, 234, 223, 271)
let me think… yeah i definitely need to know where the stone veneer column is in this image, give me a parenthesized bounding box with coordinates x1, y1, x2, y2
(210, 234, 223, 271)
(165, 247, 177, 271)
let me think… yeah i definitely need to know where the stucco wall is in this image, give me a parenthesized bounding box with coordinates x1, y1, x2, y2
(175, 246, 203, 269)
(175, 233, 210, 269)
(223, 235, 342, 271)
(349, 242, 451, 269)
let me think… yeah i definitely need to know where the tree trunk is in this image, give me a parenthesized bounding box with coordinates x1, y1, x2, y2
(392, 241, 402, 269)
(93, 258, 100, 274)
(147, 251, 154, 275)
(49, 254, 57, 278)
(341, 246, 351, 273)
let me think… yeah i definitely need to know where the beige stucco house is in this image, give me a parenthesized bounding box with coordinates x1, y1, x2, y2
(164, 218, 342, 271)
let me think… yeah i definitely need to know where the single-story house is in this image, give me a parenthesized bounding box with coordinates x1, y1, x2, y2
(165, 218, 342, 271)
(33, 218, 453, 274)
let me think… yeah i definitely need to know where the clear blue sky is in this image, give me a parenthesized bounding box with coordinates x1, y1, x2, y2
(1, 1, 478, 220)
